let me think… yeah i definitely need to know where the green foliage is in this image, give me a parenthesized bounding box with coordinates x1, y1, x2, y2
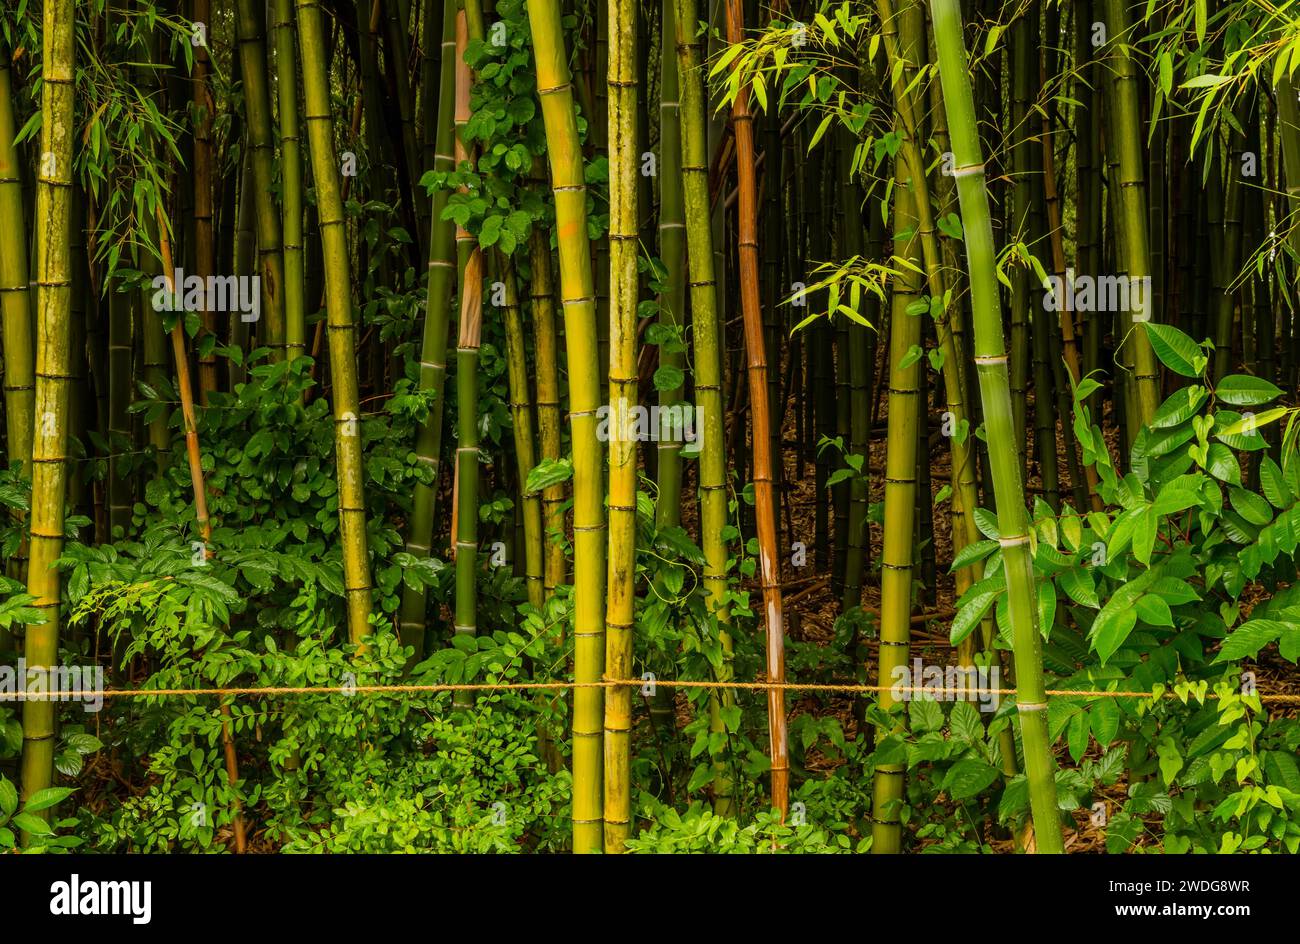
(941, 357, 1300, 850)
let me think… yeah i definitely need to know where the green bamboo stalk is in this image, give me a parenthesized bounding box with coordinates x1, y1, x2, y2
(237, 0, 288, 361)
(1211, 99, 1248, 383)
(1028, 75, 1060, 508)
(527, 0, 607, 852)
(450, 2, 485, 708)
(1278, 75, 1300, 281)
(674, 0, 734, 813)
(1103, 0, 1158, 428)
(272, 0, 306, 363)
(106, 284, 133, 537)
(421, 0, 443, 177)
(399, 0, 457, 660)
(833, 280, 851, 598)
(875, 0, 984, 648)
(929, 0, 1064, 853)
(0, 48, 32, 649)
(0, 51, 34, 479)
(296, 0, 374, 646)
(384, 0, 426, 264)
(19, 0, 74, 841)
(655, 0, 686, 529)
(137, 210, 171, 470)
(1008, 6, 1032, 474)
(1249, 91, 1273, 385)
(593, 1, 611, 403)
(870, 1, 925, 849)
(530, 227, 566, 600)
(192, 0, 219, 401)
(840, 166, 875, 614)
(356, 0, 386, 229)
(454, 243, 482, 656)
(497, 252, 544, 610)
(130, 10, 171, 471)
(1076, 0, 1102, 385)
(602, 0, 639, 852)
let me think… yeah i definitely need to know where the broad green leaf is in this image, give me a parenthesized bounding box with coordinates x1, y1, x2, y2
(944, 758, 1001, 800)
(22, 786, 74, 813)
(1038, 580, 1057, 639)
(1149, 577, 1200, 605)
(1090, 697, 1121, 747)
(1280, 626, 1300, 663)
(1215, 374, 1283, 406)
(950, 589, 999, 646)
(1135, 593, 1173, 627)
(1204, 443, 1241, 484)
(950, 539, 998, 572)
(1214, 410, 1270, 451)
(524, 456, 573, 495)
(1152, 482, 1200, 516)
(1260, 457, 1292, 508)
(10, 811, 51, 836)
(1213, 619, 1286, 662)
(1133, 506, 1158, 566)
(1229, 487, 1273, 526)
(1151, 385, 1207, 427)
(1143, 322, 1202, 377)
(973, 507, 1000, 540)
(1157, 737, 1184, 786)
(908, 696, 944, 734)
(1059, 567, 1100, 608)
(1067, 709, 1091, 762)
(1093, 607, 1138, 665)
(949, 701, 984, 744)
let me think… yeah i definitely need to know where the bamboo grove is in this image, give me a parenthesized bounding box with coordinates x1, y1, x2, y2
(0, 0, 1298, 855)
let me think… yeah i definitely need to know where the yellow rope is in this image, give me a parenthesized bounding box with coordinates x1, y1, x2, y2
(1, 679, 1297, 702)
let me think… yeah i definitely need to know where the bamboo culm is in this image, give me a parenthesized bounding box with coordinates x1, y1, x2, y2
(928, 0, 1065, 853)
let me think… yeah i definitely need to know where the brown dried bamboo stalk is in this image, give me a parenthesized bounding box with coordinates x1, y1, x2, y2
(158, 209, 246, 854)
(724, 0, 787, 819)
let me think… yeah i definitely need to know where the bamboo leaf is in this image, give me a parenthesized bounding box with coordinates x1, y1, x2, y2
(1182, 72, 1229, 89)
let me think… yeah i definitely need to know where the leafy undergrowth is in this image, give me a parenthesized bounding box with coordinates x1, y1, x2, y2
(2, 333, 1299, 854)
